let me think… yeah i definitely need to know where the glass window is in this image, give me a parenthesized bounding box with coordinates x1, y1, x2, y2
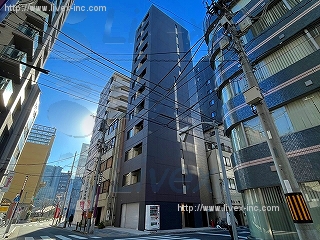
(243, 117, 266, 146)
(210, 99, 215, 106)
(127, 128, 134, 139)
(271, 107, 294, 136)
(286, 91, 320, 132)
(211, 112, 216, 118)
(231, 124, 247, 151)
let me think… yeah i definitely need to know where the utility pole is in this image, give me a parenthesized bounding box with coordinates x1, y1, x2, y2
(62, 152, 77, 228)
(4, 175, 28, 237)
(206, 1, 319, 239)
(86, 119, 106, 234)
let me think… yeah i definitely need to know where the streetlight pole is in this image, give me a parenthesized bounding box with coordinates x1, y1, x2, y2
(206, 1, 319, 239)
(3, 175, 28, 237)
(179, 122, 238, 240)
(86, 119, 106, 234)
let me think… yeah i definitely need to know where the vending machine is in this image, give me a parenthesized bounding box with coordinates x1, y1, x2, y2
(145, 205, 160, 230)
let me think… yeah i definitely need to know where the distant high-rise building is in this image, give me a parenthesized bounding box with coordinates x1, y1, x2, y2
(204, 0, 320, 238)
(114, 6, 208, 230)
(0, 0, 73, 201)
(34, 165, 62, 210)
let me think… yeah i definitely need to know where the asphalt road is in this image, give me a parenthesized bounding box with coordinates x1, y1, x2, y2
(5, 221, 250, 240)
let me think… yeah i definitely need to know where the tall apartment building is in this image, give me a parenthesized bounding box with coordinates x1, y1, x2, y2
(0, 0, 73, 202)
(79, 73, 130, 225)
(114, 6, 209, 230)
(2, 124, 55, 220)
(204, 0, 320, 239)
(194, 57, 245, 225)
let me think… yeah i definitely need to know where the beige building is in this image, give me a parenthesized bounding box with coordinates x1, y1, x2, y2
(204, 126, 245, 226)
(0, 0, 73, 203)
(2, 124, 55, 220)
(77, 73, 130, 225)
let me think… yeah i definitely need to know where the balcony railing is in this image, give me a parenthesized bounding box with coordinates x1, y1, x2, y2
(0, 76, 13, 109)
(1, 46, 27, 79)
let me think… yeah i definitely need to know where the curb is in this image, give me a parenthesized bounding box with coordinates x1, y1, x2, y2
(2, 226, 17, 239)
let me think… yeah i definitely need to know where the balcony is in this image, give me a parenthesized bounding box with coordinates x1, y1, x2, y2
(14, 24, 39, 61)
(26, 9, 49, 42)
(0, 76, 13, 111)
(0, 46, 27, 84)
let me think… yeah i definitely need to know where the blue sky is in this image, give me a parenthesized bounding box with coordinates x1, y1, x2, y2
(35, 0, 208, 172)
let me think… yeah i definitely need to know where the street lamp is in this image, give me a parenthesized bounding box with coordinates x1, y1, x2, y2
(179, 121, 238, 240)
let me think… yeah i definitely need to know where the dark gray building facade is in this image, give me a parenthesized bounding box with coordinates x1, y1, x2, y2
(114, 6, 204, 230)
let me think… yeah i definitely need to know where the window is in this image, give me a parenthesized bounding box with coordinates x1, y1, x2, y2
(137, 84, 146, 97)
(211, 112, 216, 118)
(223, 156, 232, 167)
(228, 178, 236, 190)
(210, 99, 215, 106)
(128, 111, 134, 120)
(101, 180, 110, 193)
(136, 100, 145, 114)
(132, 80, 136, 89)
(100, 161, 107, 171)
(135, 121, 143, 133)
(207, 89, 213, 94)
(143, 21, 149, 31)
(130, 94, 136, 104)
(122, 169, 141, 186)
(106, 156, 113, 169)
(125, 143, 143, 161)
(251, 1, 289, 37)
(137, 68, 147, 81)
(127, 128, 134, 139)
(142, 32, 148, 41)
(141, 42, 148, 52)
(205, 142, 217, 151)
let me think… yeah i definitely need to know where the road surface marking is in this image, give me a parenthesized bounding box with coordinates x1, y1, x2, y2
(25, 238, 34, 240)
(197, 232, 247, 239)
(68, 235, 88, 239)
(40, 236, 53, 240)
(114, 236, 199, 240)
(90, 237, 102, 239)
(55, 235, 72, 240)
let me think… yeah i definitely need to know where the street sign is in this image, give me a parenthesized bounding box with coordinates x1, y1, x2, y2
(13, 194, 20, 203)
(1, 172, 14, 192)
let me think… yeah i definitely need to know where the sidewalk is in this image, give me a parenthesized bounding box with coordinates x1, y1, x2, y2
(0, 225, 17, 238)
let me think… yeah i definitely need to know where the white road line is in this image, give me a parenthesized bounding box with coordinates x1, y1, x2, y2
(55, 235, 72, 240)
(114, 236, 199, 240)
(90, 237, 102, 239)
(68, 235, 88, 239)
(40, 236, 53, 240)
(25, 237, 34, 240)
(197, 232, 247, 239)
